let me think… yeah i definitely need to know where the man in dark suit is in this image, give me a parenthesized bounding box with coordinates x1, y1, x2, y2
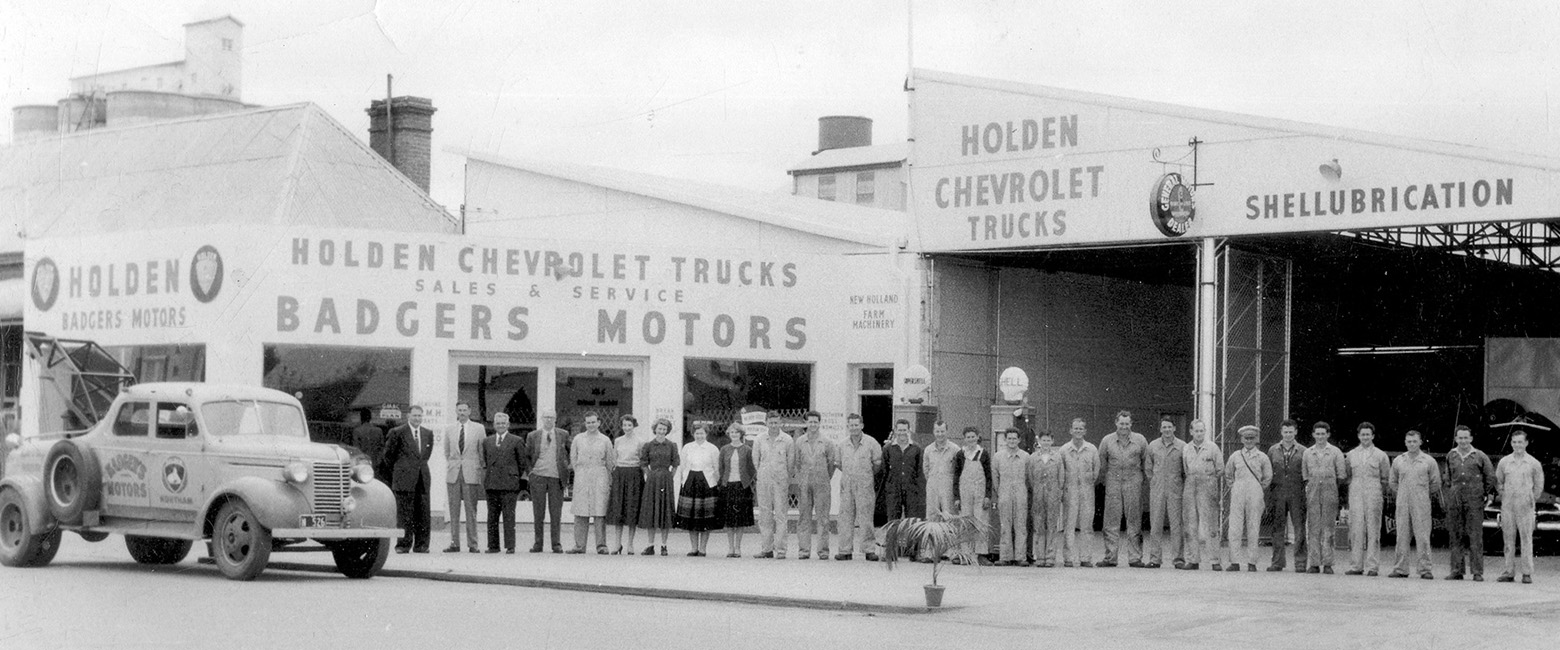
(383, 405, 434, 553)
(483, 413, 528, 553)
(526, 407, 571, 553)
(349, 408, 386, 484)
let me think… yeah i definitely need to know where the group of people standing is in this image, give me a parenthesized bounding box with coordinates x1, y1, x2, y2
(361, 403, 1545, 584)
(973, 411, 1544, 585)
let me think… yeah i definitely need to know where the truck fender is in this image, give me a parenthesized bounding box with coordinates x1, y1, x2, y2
(0, 475, 56, 532)
(201, 477, 309, 537)
(350, 480, 398, 529)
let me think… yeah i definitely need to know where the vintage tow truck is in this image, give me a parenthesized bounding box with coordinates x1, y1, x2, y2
(0, 335, 401, 580)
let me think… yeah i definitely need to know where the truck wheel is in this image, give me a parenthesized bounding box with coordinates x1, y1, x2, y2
(331, 538, 391, 579)
(125, 535, 193, 565)
(78, 530, 110, 543)
(211, 501, 271, 581)
(0, 487, 62, 568)
(44, 441, 101, 525)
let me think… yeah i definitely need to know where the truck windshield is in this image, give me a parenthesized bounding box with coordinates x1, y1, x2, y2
(202, 401, 309, 438)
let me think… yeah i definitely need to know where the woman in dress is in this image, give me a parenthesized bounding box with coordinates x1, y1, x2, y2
(953, 425, 993, 564)
(605, 414, 647, 555)
(568, 412, 617, 554)
(637, 418, 680, 556)
(716, 421, 756, 557)
(675, 422, 722, 556)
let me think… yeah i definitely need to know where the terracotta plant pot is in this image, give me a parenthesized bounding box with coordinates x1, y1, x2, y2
(924, 583, 946, 607)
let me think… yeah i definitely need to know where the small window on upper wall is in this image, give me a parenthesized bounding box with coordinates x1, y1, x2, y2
(817, 174, 836, 201)
(856, 171, 876, 205)
(222, 38, 234, 51)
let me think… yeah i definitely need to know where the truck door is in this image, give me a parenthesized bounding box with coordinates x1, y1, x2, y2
(142, 402, 204, 523)
(95, 401, 156, 519)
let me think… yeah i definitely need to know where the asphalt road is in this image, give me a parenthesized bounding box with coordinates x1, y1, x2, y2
(4, 533, 1560, 650)
(0, 558, 1002, 650)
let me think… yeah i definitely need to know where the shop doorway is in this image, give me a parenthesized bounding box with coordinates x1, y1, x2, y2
(449, 353, 646, 438)
(555, 366, 634, 436)
(852, 365, 894, 443)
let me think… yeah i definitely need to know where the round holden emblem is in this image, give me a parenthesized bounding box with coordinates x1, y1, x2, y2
(31, 257, 59, 312)
(1150, 173, 1196, 237)
(190, 245, 224, 303)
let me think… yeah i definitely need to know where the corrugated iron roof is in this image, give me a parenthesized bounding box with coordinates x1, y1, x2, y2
(0, 103, 458, 247)
(788, 142, 909, 174)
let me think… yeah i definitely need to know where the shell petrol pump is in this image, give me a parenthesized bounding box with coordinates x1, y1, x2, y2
(986, 367, 1036, 555)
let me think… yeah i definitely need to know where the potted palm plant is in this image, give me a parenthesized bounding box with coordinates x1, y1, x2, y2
(880, 511, 991, 607)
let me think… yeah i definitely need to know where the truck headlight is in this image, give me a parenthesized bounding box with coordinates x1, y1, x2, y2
(3, 434, 18, 451)
(283, 461, 309, 484)
(352, 463, 374, 483)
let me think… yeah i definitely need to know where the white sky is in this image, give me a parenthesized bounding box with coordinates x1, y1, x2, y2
(4, 0, 1559, 213)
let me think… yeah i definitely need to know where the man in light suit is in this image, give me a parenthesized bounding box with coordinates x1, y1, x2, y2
(444, 402, 486, 553)
(383, 405, 434, 553)
(527, 407, 571, 553)
(482, 412, 528, 554)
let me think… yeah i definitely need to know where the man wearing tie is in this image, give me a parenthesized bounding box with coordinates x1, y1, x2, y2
(527, 407, 571, 553)
(483, 413, 528, 554)
(384, 405, 434, 554)
(444, 402, 486, 553)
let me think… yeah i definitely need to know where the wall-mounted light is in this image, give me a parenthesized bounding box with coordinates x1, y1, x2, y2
(1318, 159, 1342, 181)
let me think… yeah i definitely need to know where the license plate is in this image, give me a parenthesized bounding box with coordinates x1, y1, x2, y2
(298, 514, 327, 528)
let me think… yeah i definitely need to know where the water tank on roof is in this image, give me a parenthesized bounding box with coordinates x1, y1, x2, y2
(818, 115, 872, 152)
(57, 95, 107, 133)
(12, 105, 60, 141)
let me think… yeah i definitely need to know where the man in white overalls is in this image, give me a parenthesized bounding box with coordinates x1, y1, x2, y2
(1497, 430, 1546, 584)
(1224, 425, 1272, 572)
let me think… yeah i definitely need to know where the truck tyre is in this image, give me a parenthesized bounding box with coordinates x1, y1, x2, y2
(45, 441, 101, 525)
(331, 538, 390, 579)
(78, 530, 110, 542)
(0, 487, 63, 568)
(211, 500, 271, 581)
(125, 535, 193, 565)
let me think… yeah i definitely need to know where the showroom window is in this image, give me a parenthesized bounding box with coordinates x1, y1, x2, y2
(262, 344, 411, 446)
(683, 358, 811, 443)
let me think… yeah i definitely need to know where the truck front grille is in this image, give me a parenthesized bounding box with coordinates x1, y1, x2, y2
(311, 462, 351, 522)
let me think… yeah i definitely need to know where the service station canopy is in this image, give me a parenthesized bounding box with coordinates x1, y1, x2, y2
(910, 69, 1560, 252)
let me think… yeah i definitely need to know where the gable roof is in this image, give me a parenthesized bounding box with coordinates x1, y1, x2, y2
(0, 103, 458, 246)
(458, 149, 903, 248)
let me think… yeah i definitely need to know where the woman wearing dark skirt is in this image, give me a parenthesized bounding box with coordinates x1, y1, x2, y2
(605, 415, 647, 555)
(637, 418, 680, 556)
(716, 421, 756, 557)
(676, 423, 722, 556)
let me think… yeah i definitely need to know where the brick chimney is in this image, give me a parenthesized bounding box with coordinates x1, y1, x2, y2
(366, 96, 436, 193)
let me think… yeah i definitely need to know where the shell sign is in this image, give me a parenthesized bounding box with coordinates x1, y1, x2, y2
(900, 364, 931, 404)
